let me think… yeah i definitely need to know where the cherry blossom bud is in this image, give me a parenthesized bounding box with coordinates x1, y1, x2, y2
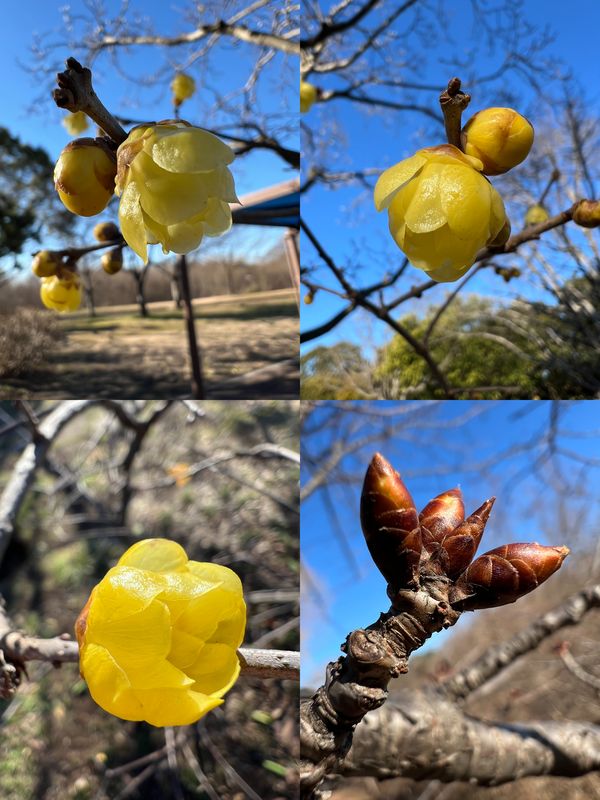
(360, 453, 422, 588)
(437, 498, 495, 579)
(419, 488, 465, 543)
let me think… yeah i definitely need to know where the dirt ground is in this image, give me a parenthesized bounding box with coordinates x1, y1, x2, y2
(0, 290, 298, 399)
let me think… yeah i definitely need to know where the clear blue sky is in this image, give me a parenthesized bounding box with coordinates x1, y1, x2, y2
(300, 0, 600, 352)
(301, 400, 600, 686)
(2, 0, 297, 268)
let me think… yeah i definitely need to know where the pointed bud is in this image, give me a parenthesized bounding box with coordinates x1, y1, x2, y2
(420, 488, 465, 544)
(450, 542, 569, 610)
(360, 453, 422, 589)
(437, 497, 495, 579)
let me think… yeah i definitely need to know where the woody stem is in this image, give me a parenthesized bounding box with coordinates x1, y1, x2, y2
(439, 77, 471, 150)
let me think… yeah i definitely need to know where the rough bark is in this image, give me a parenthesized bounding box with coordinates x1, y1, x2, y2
(341, 692, 600, 784)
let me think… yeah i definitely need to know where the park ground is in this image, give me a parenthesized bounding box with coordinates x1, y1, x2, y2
(0, 289, 298, 399)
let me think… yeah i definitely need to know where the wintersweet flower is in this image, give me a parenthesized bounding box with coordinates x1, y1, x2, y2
(461, 107, 534, 176)
(101, 248, 123, 274)
(524, 204, 549, 226)
(115, 121, 237, 264)
(32, 250, 60, 278)
(62, 111, 89, 136)
(54, 138, 117, 217)
(171, 73, 196, 106)
(93, 221, 121, 242)
(300, 81, 317, 113)
(40, 272, 82, 312)
(374, 144, 506, 282)
(75, 538, 246, 727)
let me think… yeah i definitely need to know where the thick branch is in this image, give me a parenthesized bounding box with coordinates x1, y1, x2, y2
(341, 692, 600, 783)
(441, 583, 600, 701)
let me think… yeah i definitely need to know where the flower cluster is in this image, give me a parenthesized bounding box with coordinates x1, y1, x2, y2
(374, 105, 535, 282)
(360, 453, 568, 608)
(32, 251, 82, 312)
(75, 538, 246, 727)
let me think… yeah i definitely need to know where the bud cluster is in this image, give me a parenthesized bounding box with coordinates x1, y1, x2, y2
(360, 453, 569, 610)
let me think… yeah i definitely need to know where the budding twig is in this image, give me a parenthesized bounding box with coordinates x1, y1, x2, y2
(439, 77, 470, 150)
(53, 57, 128, 146)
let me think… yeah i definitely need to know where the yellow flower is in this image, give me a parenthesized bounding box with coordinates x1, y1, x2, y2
(115, 121, 237, 264)
(171, 73, 196, 106)
(62, 111, 89, 136)
(101, 248, 123, 274)
(374, 144, 506, 282)
(300, 81, 317, 113)
(93, 221, 121, 242)
(524, 204, 549, 226)
(572, 199, 600, 229)
(167, 463, 191, 487)
(75, 538, 246, 727)
(54, 138, 117, 217)
(461, 107, 534, 176)
(40, 273, 82, 312)
(32, 250, 60, 278)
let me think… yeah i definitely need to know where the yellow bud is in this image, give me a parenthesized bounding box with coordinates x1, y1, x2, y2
(75, 538, 246, 727)
(40, 272, 82, 313)
(300, 81, 318, 113)
(461, 107, 534, 175)
(171, 73, 196, 106)
(374, 144, 507, 282)
(62, 111, 89, 136)
(115, 121, 236, 263)
(93, 221, 121, 242)
(304, 292, 314, 305)
(32, 250, 60, 278)
(101, 248, 123, 275)
(525, 204, 549, 226)
(54, 138, 117, 217)
(572, 199, 600, 229)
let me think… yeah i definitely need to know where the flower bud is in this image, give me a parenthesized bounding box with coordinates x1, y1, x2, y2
(572, 199, 600, 229)
(488, 218, 511, 249)
(40, 272, 82, 313)
(101, 248, 123, 275)
(93, 221, 121, 242)
(32, 250, 60, 278)
(525, 204, 549, 226)
(461, 108, 534, 176)
(419, 488, 464, 544)
(450, 542, 569, 610)
(300, 81, 318, 113)
(171, 73, 196, 106)
(360, 453, 422, 589)
(436, 498, 495, 579)
(75, 538, 245, 726)
(54, 138, 117, 217)
(62, 111, 88, 136)
(304, 292, 314, 305)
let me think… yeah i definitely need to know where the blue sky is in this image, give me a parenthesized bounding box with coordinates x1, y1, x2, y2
(300, 400, 600, 687)
(2, 0, 297, 269)
(300, 0, 600, 352)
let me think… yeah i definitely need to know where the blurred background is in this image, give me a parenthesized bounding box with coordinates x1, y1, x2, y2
(301, 399, 600, 797)
(0, 0, 299, 397)
(300, 0, 600, 399)
(0, 399, 299, 800)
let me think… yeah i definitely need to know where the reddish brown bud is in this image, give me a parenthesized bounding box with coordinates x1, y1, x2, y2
(360, 453, 422, 589)
(450, 542, 569, 610)
(436, 497, 495, 579)
(419, 488, 465, 543)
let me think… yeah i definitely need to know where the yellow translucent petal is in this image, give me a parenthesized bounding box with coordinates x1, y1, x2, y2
(81, 643, 144, 721)
(117, 539, 188, 573)
(403, 164, 447, 233)
(168, 628, 205, 670)
(198, 199, 233, 237)
(439, 165, 490, 241)
(118, 181, 148, 262)
(403, 225, 479, 279)
(87, 595, 170, 661)
(387, 178, 419, 241)
(148, 128, 235, 172)
(209, 601, 246, 648)
(164, 218, 205, 254)
(135, 158, 209, 226)
(489, 185, 507, 238)
(158, 570, 221, 622)
(373, 153, 426, 211)
(187, 643, 240, 696)
(188, 561, 244, 597)
(132, 687, 222, 727)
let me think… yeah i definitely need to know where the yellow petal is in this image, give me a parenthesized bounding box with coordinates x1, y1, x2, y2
(168, 628, 205, 670)
(117, 538, 188, 573)
(132, 687, 222, 727)
(403, 164, 447, 233)
(199, 199, 233, 237)
(135, 155, 209, 225)
(402, 225, 479, 279)
(209, 603, 246, 648)
(488, 185, 506, 238)
(374, 153, 426, 211)
(387, 178, 419, 241)
(187, 643, 241, 696)
(87, 595, 171, 662)
(81, 643, 144, 721)
(148, 128, 235, 172)
(118, 181, 148, 262)
(439, 164, 490, 241)
(86, 566, 164, 625)
(164, 218, 205, 254)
